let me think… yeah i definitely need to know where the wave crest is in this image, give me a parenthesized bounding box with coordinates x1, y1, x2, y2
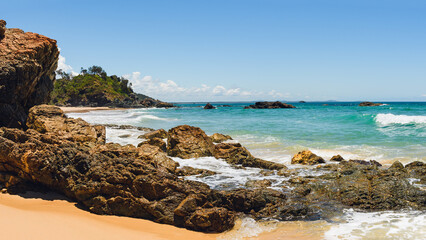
(375, 113, 426, 126)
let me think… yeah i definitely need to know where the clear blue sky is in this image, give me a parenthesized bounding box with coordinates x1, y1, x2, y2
(3, 0, 426, 101)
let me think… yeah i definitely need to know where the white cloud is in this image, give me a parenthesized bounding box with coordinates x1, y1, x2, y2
(422, 94, 426, 97)
(123, 71, 288, 102)
(57, 52, 78, 76)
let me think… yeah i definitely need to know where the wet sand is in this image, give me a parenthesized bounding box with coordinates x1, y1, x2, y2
(0, 192, 217, 240)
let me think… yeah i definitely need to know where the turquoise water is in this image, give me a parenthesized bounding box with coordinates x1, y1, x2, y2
(70, 102, 426, 164)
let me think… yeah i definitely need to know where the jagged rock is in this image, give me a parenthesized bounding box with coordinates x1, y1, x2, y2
(245, 179, 272, 188)
(167, 125, 216, 159)
(0, 20, 5, 40)
(307, 161, 426, 210)
(176, 166, 216, 177)
(138, 129, 168, 140)
(210, 133, 232, 143)
(204, 103, 216, 109)
(330, 155, 344, 162)
(291, 150, 325, 165)
(0, 23, 59, 128)
(26, 105, 105, 145)
(214, 143, 287, 170)
(138, 137, 167, 152)
(244, 101, 296, 109)
(359, 101, 382, 106)
(349, 159, 382, 167)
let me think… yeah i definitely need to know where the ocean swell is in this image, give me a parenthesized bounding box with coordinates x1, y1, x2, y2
(375, 113, 426, 126)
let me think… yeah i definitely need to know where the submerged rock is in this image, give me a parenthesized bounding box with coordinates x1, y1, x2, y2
(204, 103, 216, 109)
(291, 150, 325, 165)
(0, 21, 59, 128)
(210, 133, 232, 143)
(359, 101, 382, 106)
(244, 101, 296, 109)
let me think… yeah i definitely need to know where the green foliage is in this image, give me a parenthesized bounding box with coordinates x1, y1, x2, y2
(51, 65, 135, 106)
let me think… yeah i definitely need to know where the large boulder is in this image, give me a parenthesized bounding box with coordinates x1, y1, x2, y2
(26, 105, 105, 145)
(291, 150, 325, 165)
(0, 21, 59, 128)
(167, 125, 216, 159)
(244, 101, 296, 109)
(214, 143, 287, 170)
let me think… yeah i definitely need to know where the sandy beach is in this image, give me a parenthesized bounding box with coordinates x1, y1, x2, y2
(0, 192, 217, 240)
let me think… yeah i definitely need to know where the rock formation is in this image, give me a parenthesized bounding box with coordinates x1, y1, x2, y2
(167, 125, 216, 159)
(204, 103, 216, 109)
(210, 133, 232, 143)
(138, 129, 168, 140)
(244, 101, 296, 109)
(0, 20, 6, 40)
(0, 20, 59, 128)
(0, 105, 424, 232)
(291, 150, 325, 165)
(359, 101, 382, 106)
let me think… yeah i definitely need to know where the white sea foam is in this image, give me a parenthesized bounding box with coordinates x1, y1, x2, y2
(324, 209, 426, 240)
(375, 113, 426, 126)
(218, 218, 278, 240)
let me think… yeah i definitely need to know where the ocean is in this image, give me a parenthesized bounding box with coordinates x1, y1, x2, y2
(67, 101, 426, 240)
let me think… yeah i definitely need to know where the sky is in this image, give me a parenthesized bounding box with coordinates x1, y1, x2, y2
(2, 0, 426, 102)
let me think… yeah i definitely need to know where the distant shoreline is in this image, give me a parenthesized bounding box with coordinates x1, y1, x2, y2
(59, 106, 134, 113)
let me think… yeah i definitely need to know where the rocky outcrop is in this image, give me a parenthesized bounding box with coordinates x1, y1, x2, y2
(26, 105, 105, 145)
(0, 105, 425, 232)
(0, 21, 59, 128)
(167, 125, 216, 159)
(138, 137, 167, 152)
(244, 101, 295, 109)
(359, 101, 382, 106)
(330, 155, 344, 162)
(0, 20, 5, 40)
(214, 143, 287, 170)
(138, 129, 168, 140)
(204, 103, 216, 109)
(210, 133, 232, 143)
(291, 150, 325, 165)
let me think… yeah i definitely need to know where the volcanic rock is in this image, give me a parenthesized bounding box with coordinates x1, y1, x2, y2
(210, 133, 232, 143)
(291, 150, 325, 165)
(359, 101, 382, 106)
(204, 103, 216, 109)
(0, 22, 59, 128)
(244, 101, 296, 109)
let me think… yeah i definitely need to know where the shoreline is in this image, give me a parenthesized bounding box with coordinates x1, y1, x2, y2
(59, 106, 134, 113)
(0, 192, 218, 240)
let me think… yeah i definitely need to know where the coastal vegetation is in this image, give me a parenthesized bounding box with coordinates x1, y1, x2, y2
(51, 66, 154, 107)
